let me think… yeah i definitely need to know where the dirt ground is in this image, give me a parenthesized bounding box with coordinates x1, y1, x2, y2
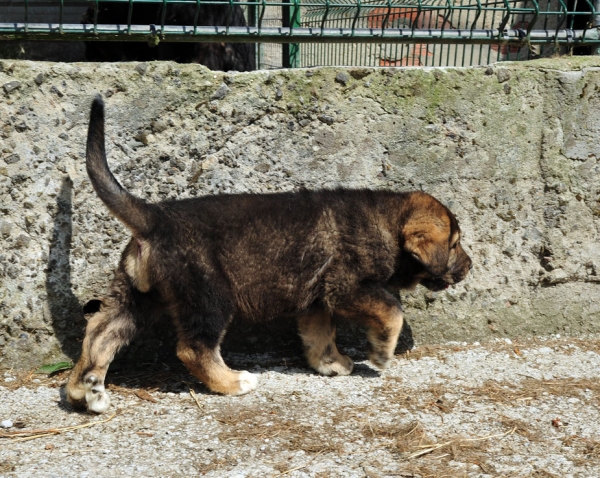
(1, 336, 600, 477)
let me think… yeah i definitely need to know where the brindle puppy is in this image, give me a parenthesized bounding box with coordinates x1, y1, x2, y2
(66, 96, 472, 413)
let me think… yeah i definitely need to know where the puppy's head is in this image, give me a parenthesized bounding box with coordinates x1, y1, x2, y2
(402, 192, 472, 292)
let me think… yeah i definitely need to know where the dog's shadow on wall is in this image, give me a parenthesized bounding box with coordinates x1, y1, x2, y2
(46, 177, 87, 361)
(46, 176, 179, 375)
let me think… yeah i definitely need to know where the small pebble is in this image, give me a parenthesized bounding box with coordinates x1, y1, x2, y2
(317, 114, 334, 125)
(210, 83, 230, 100)
(335, 71, 350, 85)
(3, 81, 21, 94)
(1, 419, 13, 428)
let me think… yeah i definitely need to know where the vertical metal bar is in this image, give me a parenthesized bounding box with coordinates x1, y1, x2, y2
(526, 0, 539, 38)
(440, 0, 451, 67)
(569, 0, 578, 29)
(258, 0, 267, 34)
(357, 40, 362, 67)
(59, 0, 64, 34)
(499, 0, 512, 33)
(321, 0, 331, 35)
(594, 0, 600, 54)
(523, 0, 539, 58)
(479, 0, 489, 65)
(257, 42, 262, 70)
(542, 0, 550, 31)
(399, 43, 405, 67)
(454, 3, 464, 66)
(329, 33, 333, 65)
(24, 0, 29, 33)
(319, 40, 322, 66)
(555, 0, 569, 33)
(412, 0, 423, 40)
(382, 0, 392, 36)
(290, 0, 301, 66)
(247, 0, 257, 65)
(193, 0, 201, 34)
(441, 0, 452, 36)
(282, 0, 290, 67)
(227, 0, 233, 34)
(554, 0, 568, 53)
(127, 0, 134, 35)
(282, 0, 299, 67)
(351, 0, 362, 36)
(93, 0, 99, 35)
(160, 0, 168, 34)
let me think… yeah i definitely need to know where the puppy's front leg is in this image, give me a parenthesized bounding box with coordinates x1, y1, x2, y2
(337, 288, 403, 370)
(365, 310, 403, 369)
(298, 310, 354, 376)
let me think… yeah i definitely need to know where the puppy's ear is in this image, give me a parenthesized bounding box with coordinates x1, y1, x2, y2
(404, 232, 449, 277)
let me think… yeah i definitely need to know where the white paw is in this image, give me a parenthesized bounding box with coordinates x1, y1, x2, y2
(235, 371, 258, 395)
(316, 355, 354, 377)
(84, 376, 111, 414)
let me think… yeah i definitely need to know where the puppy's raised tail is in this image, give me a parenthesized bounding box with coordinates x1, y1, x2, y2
(87, 95, 158, 237)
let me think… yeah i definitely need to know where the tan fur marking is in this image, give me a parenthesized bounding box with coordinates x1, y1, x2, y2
(124, 239, 152, 292)
(298, 311, 353, 376)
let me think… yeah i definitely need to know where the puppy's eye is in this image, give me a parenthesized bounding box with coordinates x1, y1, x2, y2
(451, 241, 459, 250)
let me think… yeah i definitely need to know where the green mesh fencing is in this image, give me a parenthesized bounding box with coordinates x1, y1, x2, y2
(1, 0, 599, 67)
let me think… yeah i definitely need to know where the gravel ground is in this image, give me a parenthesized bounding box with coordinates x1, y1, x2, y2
(2, 336, 600, 477)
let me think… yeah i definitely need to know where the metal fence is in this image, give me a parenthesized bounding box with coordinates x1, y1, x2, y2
(1, 0, 599, 68)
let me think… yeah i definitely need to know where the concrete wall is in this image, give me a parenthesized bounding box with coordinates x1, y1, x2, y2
(1, 57, 599, 369)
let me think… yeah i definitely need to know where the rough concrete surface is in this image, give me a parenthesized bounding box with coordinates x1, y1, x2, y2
(2, 337, 600, 477)
(1, 57, 600, 369)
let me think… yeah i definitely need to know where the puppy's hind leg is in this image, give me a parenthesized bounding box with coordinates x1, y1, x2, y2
(66, 273, 139, 413)
(66, 306, 137, 413)
(298, 310, 354, 376)
(176, 314, 258, 396)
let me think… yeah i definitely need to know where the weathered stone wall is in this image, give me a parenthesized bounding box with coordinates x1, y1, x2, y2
(1, 58, 599, 369)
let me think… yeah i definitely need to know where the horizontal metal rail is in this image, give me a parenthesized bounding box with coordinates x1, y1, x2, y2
(1, 23, 599, 44)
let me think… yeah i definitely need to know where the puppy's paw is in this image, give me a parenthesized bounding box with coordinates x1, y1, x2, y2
(66, 381, 87, 410)
(84, 375, 111, 414)
(315, 354, 354, 377)
(369, 351, 392, 370)
(233, 371, 258, 395)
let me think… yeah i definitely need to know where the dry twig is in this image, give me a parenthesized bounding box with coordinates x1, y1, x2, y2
(406, 428, 516, 459)
(135, 390, 158, 403)
(0, 412, 118, 442)
(189, 388, 203, 410)
(274, 450, 324, 477)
